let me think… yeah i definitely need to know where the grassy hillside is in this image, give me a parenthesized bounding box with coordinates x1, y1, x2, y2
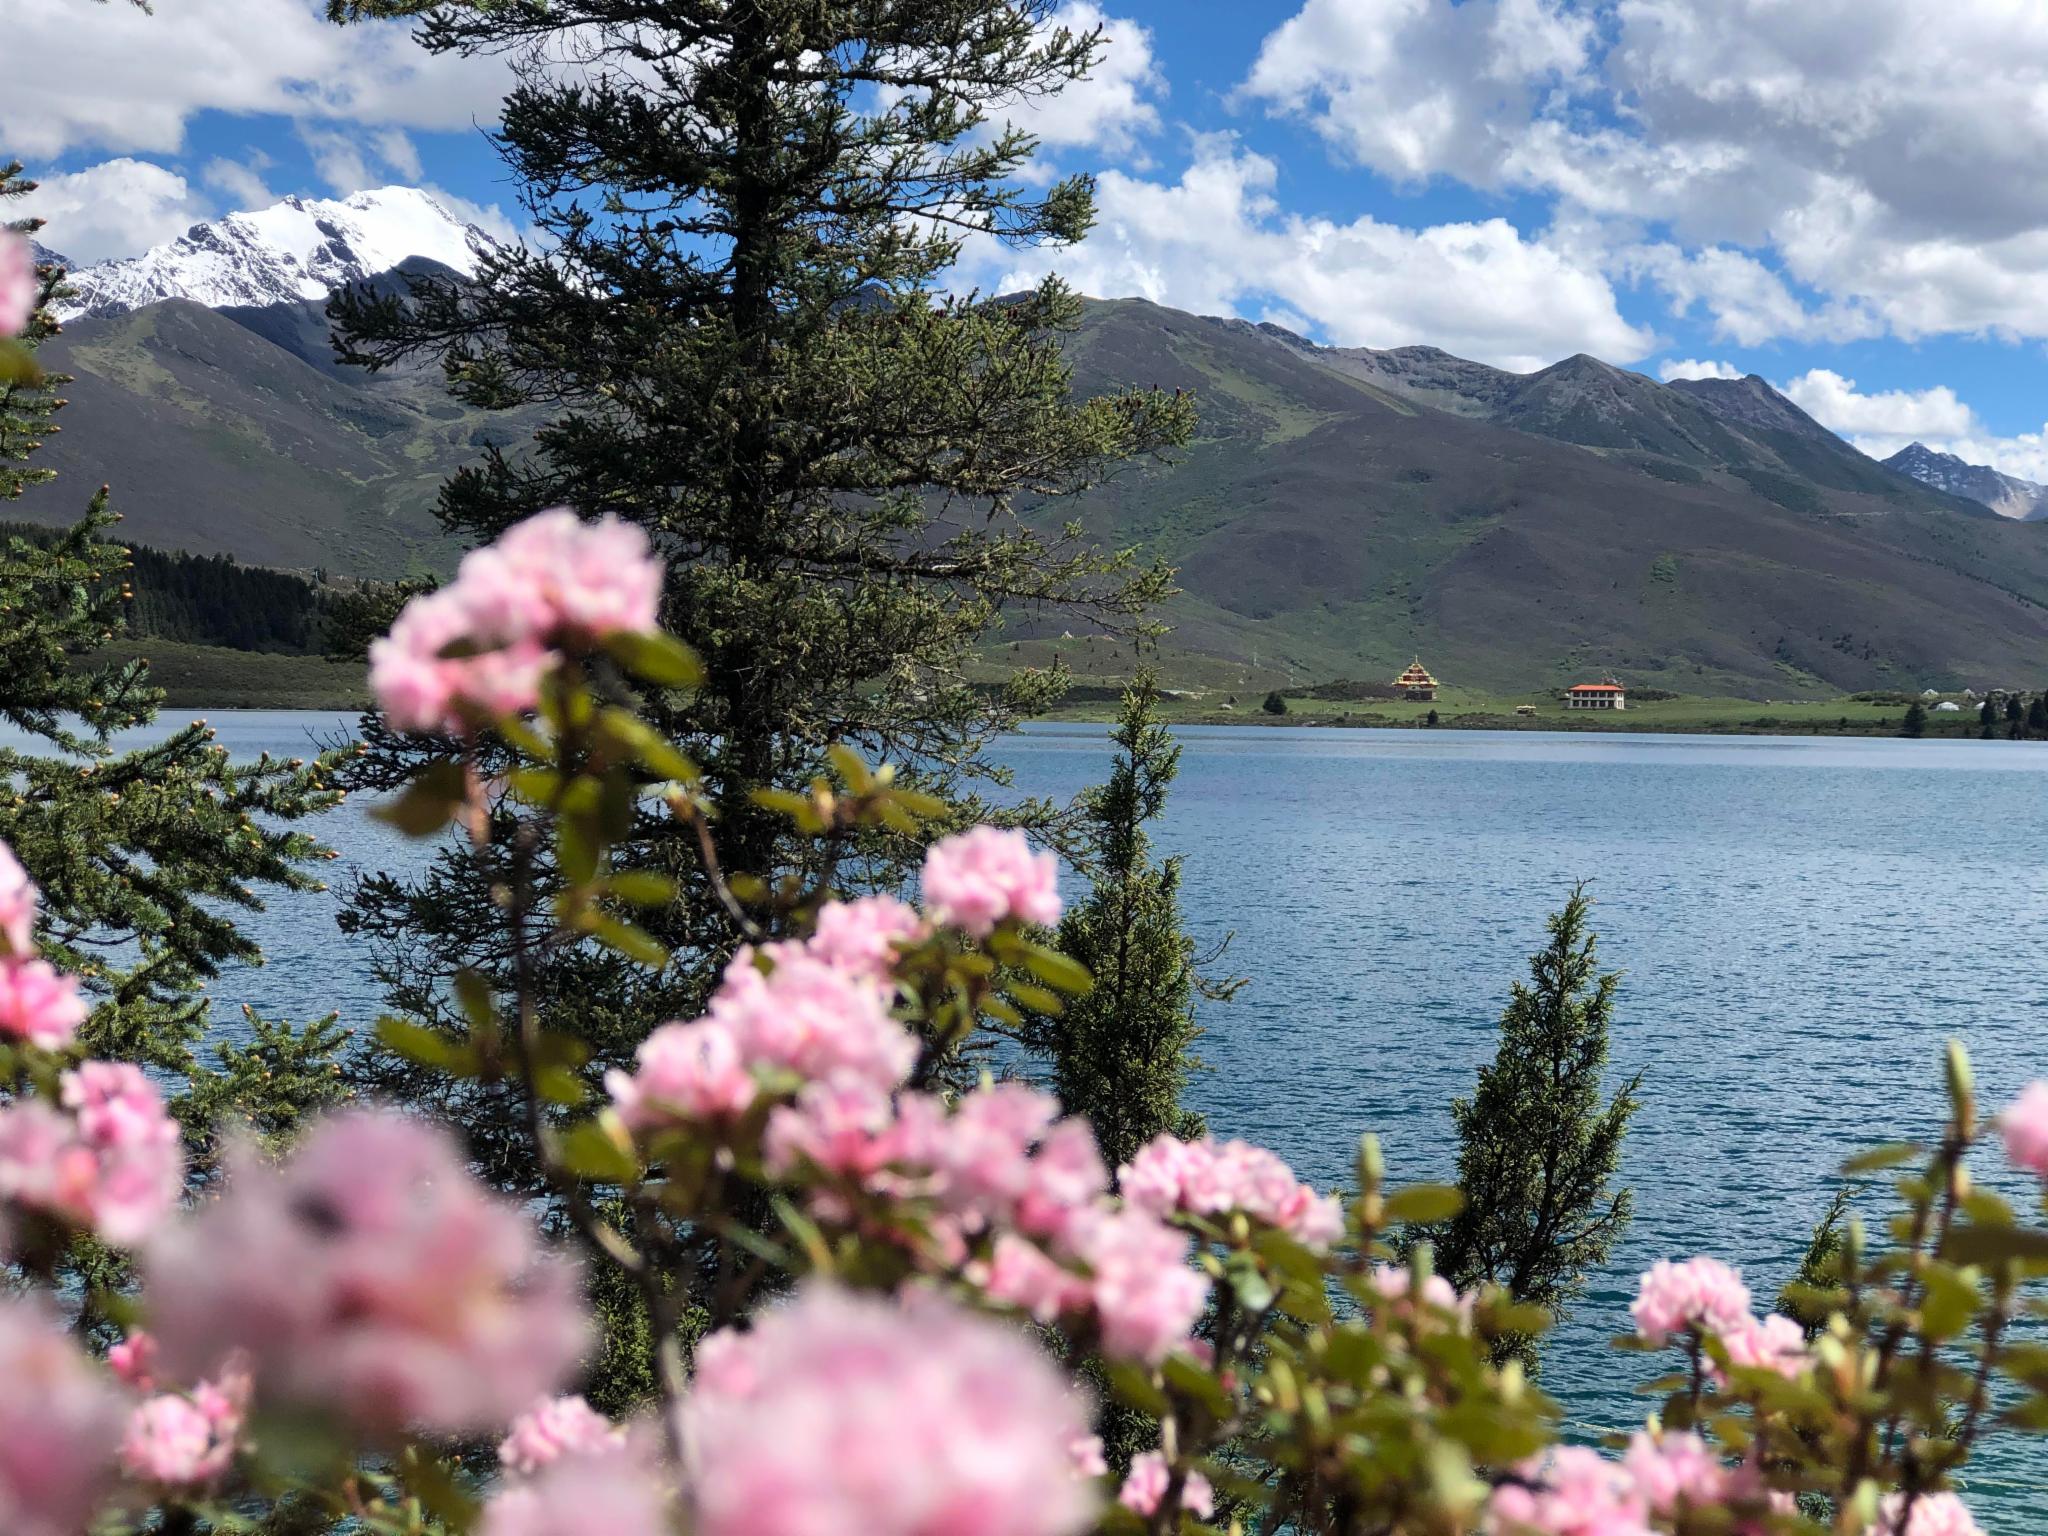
(1011, 300, 2048, 697)
(22, 287, 2048, 701)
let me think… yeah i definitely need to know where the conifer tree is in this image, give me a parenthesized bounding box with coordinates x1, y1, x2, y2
(0, 164, 350, 1154)
(323, 0, 1196, 1180)
(1026, 673, 1231, 1176)
(1421, 886, 1641, 1364)
(1902, 700, 1928, 738)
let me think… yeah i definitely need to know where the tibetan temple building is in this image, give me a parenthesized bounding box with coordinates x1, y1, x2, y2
(1395, 659, 1439, 701)
(1565, 681, 1627, 710)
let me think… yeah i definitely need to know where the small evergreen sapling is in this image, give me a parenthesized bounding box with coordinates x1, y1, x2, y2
(1421, 884, 1641, 1364)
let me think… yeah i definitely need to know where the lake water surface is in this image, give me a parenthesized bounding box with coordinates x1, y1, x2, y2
(81, 715, 2048, 1517)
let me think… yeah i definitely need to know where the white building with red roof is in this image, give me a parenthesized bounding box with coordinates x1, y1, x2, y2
(1565, 681, 1627, 711)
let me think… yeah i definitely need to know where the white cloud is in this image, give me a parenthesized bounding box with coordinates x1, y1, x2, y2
(1781, 370, 1976, 440)
(14, 160, 209, 265)
(965, 136, 1653, 371)
(1243, 0, 2048, 347)
(0, 0, 511, 159)
(1657, 358, 1742, 381)
(1778, 368, 2048, 485)
(201, 154, 275, 211)
(1003, 4, 1164, 158)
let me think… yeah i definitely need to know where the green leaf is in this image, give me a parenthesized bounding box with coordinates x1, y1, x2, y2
(582, 914, 670, 969)
(605, 630, 703, 688)
(452, 969, 496, 1034)
(825, 742, 873, 791)
(606, 870, 678, 907)
(1007, 981, 1064, 1015)
(1919, 1262, 1980, 1340)
(597, 707, 699, 783)
(1020, 944, 1094, 996)
(557, 814, 601, 886)
(1842, 1143, 1922, 1175)
(1382, 1184, 1466, 1225)
(533, 1066, 589, 1106)
(375, 1016, 479, 1077)
(370, 759, 467, 837)
(554, 1119, 638, 1183)
(1941, 1223, 2048, 1265)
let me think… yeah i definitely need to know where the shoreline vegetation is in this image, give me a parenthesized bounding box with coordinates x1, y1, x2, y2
(102, 641, 2030, 739)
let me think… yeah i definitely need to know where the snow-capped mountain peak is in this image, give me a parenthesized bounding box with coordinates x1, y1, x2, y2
(1883, 441, 2048, 521)
(55, 187, 488, 322)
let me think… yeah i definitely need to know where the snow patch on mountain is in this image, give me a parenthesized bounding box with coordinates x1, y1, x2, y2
(55, 187, 486, 321)
(1883, 441, 2048, 520)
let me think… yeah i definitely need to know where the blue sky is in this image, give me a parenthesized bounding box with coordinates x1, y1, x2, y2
(9, 0, 2048, 478)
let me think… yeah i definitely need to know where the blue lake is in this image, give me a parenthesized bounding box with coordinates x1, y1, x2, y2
(89, 714, 2048, 1517)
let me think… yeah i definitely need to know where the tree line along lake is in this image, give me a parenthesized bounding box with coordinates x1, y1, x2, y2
(104, 715, 2048, 1521)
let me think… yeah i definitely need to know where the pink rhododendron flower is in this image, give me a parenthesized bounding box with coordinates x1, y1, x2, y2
(680, 1284, 1096, 1536)
(1866, 1492, 1984, 1536)
(120, 1369, 246, 1489)
(1118, 1451, 1214, 1520)
(1067, 1432, 1107, 1480)
(145, 1110, 589, 1435)
(707, 947, 917, 1093)
(1631, 1257, 1752, 1345)
(369, 586, 555, 734)
(369, 508, 664, 733)
(1485, 1445, 1650, 1535)
(983, 1231, 1090, 1322)
(1720, 1312, 1808, 1378)
(765, 1078, 905, 1180)
(2000, 1081, 2048, 1179)
(805, 893, 925, 981)
(0, 956, 87, 1049)
(499, 1395, 627, 1475)
(920, 827, 1060, 936)
(481, 1452, 673, 1536)
(0, 1065, 182, 1246)
(1121, 1133, 1343, 1249)
(1368, 1264, 1467, 1316)
(0, 839, 37, 956)
(606, 1017, 757, 1128)
(108, 1330, 158, 1389)
(0, 1298, 126, 1536)
(1621, 1431, 1731, 1514)
(1014, 1119, 1110, 1240)
(1066, 1207, 1207, 1363)
(0, 232, 33, 338)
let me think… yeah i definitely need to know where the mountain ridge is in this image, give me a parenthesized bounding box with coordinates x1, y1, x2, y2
(54, 187, 487, 321)
(14, 216, 2048, 694)
(1882, 441, 2048, 521)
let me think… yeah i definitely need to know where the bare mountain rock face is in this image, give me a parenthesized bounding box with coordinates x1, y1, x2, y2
(1883, 442, 2048, 521)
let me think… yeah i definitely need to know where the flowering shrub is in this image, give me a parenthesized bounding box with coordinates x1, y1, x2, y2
(1, 508, 2045, 1534)
(0, 229, 32, 339)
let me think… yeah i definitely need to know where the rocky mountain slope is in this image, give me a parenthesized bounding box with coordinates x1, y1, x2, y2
(1882, 442, 2048, 521)
(54, 188, 486, 321)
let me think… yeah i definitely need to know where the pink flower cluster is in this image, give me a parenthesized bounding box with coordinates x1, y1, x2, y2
(0, 1298, 125, 1536)
(145, 1110, 589, 1435)
(921, 827, 1060, 936)
(370, 508, 664, 733)
(0, 841, 85, 1052)
(120, 1366, 247, 1490)
(1368, 1264, 1469, 1317)
(481, 1455, 672, 1536)
(680, 1284, 1096, 1536)
(0, 231, 33, 338)
(1489, 1433, 1784, 1536)
(1866, 1492, 1984, 1536)
(0, 1063, 183, 1245)
(499, 1395, 628, 1475)
(1630, 1257, 1752, 1345)
(1121, 1132, 1345, 1249)
(1119, 1451, 1214, 1520)
(2001, 1081, 2048, 1179)
(1719, 1311, 1808, 1379)
(609, 937, 916, 1130)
